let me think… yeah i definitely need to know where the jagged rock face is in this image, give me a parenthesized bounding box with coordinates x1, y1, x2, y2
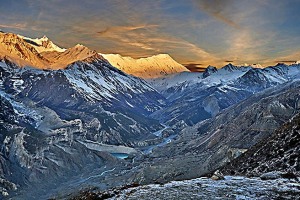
(0, 95, 127, 198)
(222, 113, 300, 176)
(203, 65, 218, 78)
(222, 63, 239, 72)
(0, 95, 32, 197)
(0, 95, 15, 123)
(131, 81, 300, 185)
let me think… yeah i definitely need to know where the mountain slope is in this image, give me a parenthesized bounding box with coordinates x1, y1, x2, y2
(42, 44, 103, 69)
(102, 53, 189, 78)
(0, 58, 165, 144)
(0, 32, 49, 68)
(222, 113, 300, 176)
(0, 94, 119, 198)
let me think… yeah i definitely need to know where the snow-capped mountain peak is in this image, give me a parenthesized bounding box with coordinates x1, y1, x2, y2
(237, 63, 263, 69)
(221, 63, 239, 72)
(0, 32, 49, 68)
(102, 53, 189, 78)
(1, 32, 189, 77)
(0, 33, 103, 70)
(42, 44, 103, 69)
(74, 43, 85, 48)
(251, 63, 263, 68)
(41, 35, 49, 40)
(19, 35, 66, 53)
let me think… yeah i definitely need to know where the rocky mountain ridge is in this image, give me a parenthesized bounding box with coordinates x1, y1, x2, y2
(0, 32, 106, 70)
(1, 32, 189, 78)
(149, 63, 300, 127)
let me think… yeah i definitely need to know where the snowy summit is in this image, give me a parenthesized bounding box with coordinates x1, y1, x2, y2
(102, 53, 189, 79)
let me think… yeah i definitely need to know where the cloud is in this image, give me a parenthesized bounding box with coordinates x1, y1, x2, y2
(95, 24, 161, 52)
(193, 0, 240, 28)
(97, 24, 159, 36)
(0, 23, 27, 30)
(223, 28, 277, 65)
(276, 60, 297, 63)
(2, 0, 297, 68)
(183, 63, 206, 72)
(96, 24, 217, 64)
(265, 50, 300, 65)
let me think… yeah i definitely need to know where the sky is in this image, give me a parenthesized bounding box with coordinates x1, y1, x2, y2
(1, 0, 300, 70)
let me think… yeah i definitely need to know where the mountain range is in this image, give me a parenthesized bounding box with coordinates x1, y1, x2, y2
(0, 32, 187, 78)
(0, 32, 299, 199)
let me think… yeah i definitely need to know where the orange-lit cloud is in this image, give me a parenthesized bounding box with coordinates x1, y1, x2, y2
(94, 23, 217, 65)
(184, 63, 206, 72)
(0, 23, 27, 30)
(1, 0, 299, 68)
(97, 24, 159, 36)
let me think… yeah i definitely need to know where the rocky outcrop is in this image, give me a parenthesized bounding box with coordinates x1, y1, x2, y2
(211, 170, 224, 180)
(222, 113, 300, 177)
(70, 176, 300, 200)
(203, 65, 217, 78)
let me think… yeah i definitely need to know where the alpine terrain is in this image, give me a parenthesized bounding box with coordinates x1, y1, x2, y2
(0, 31, 299, 200)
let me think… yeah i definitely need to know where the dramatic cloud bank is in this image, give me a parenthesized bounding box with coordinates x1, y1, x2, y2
(1, 0, 299, 68)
